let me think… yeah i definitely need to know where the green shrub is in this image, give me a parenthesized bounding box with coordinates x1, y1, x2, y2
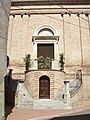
(59, 53, 65, 71)
(23, 54, 31, 71)
(37, 56, 51, 69)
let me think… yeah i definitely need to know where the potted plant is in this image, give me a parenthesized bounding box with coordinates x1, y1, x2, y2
(45, 57, 51, 69)
(23, 54, 31, 71)
(37, 56, 45, 69)
(59, 53, 65, 71)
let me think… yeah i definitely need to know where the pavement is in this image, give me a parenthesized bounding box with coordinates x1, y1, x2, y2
(6, 100, 90, 120)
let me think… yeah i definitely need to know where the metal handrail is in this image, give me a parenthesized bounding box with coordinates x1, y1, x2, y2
(69, 70, 82, 97)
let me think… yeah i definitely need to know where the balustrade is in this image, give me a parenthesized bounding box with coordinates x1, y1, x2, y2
(69, 70, 82, 97)
(30, 59, 59, 70)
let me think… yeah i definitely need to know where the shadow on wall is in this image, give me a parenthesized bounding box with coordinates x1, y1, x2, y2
(4, 69, 18, 118)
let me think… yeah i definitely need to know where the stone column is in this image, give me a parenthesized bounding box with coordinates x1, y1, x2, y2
(32, 42, 38, 69)
(64, 80, 71, 107)
(31, 59, 38, 70)
(54, 42, 59, 70)
(17, 82, 22, 108)
(51, 59, 55, 69)
(0, 0, 11, 119)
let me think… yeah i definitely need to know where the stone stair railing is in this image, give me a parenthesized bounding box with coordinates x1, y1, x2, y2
(63, 70, 82, 107)
(69, 70, 82, 98)
(17, 81, 33, 108)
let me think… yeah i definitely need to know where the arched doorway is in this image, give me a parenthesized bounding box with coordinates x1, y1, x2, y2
(39, 75, 50, 99)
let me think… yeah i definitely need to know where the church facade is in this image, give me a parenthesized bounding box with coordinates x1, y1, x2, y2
(7, 0, 90, 108)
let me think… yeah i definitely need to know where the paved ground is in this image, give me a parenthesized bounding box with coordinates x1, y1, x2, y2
(6, 101, 90, 120)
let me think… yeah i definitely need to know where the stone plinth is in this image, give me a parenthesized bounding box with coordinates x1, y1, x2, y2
(64, 80, 71, 108)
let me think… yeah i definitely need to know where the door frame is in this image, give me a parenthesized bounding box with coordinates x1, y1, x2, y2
(39, 75, 50, 99)
(32, 38, 59, 61)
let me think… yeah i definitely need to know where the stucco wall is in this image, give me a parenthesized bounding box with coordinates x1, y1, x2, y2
(0, 0, 11, 119)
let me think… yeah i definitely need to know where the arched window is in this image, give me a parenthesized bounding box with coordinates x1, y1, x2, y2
(34, 25, 58, 36)
(38, 28, 54, 36)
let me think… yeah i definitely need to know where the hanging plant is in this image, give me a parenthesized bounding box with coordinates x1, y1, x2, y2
(59, 53, 65, 71)
(23, 54, 31, 71)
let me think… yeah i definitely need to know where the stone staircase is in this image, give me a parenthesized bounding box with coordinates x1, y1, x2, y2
(17, 81, 65, 109)
(33, 99, 64, 109)
(17, 81, 33, 108)
(16, 69, 83, 109)
(17, 70, 83, 109)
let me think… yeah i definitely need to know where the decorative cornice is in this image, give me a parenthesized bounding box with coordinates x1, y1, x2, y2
(11, 0, 90, 6)
(10, 12, 90, 18)
(32, 36, 59, 42)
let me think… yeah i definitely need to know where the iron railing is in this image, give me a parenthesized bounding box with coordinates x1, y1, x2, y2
(69, 70, 82, 97)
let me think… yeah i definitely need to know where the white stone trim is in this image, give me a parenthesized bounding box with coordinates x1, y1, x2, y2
(34, 25, 58, 36)
(32, 25, 59, 69)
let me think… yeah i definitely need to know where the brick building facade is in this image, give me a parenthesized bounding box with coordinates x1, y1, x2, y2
(7, 0, 90, 108)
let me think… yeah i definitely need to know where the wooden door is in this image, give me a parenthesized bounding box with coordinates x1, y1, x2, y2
(39, 79, 50, 99)
(37, 44, 54, 59)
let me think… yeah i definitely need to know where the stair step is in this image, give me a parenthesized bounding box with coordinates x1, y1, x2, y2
(17, 81, 66, 109)
(33, 99, 64, 109)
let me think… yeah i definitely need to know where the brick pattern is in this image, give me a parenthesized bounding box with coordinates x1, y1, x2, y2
(25, 70, 65, 99)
